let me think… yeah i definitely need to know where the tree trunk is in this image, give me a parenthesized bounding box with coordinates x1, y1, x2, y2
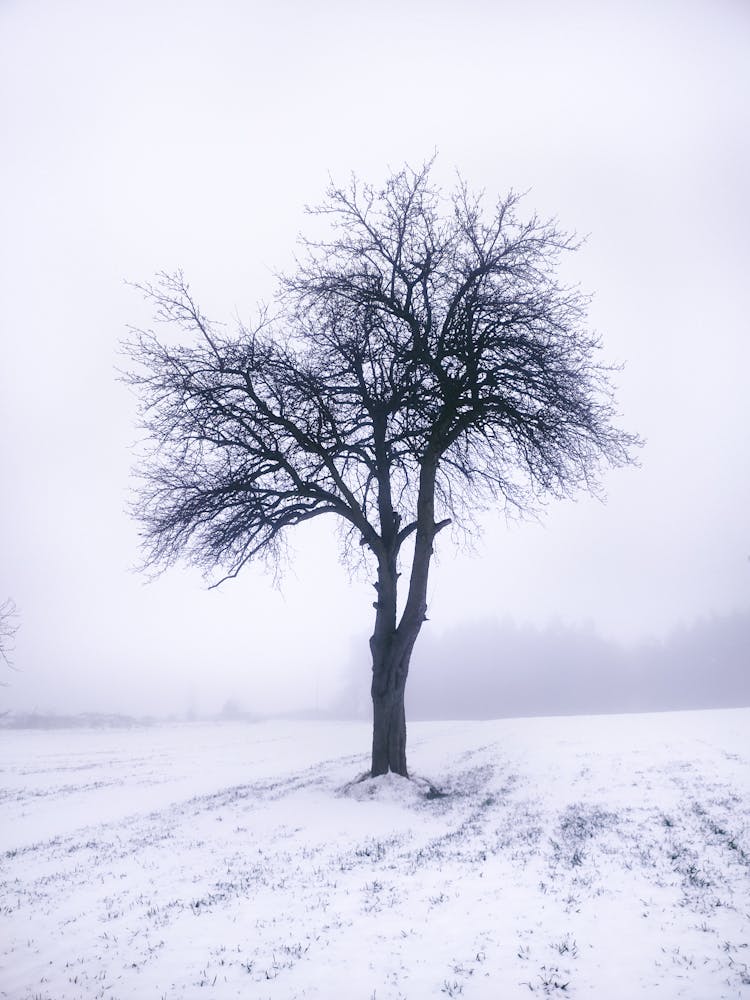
(370, 645, 412, 777)
(371, 680, 408, 777)
(369, 458, 439, 778)
(369, 561, 414, 777)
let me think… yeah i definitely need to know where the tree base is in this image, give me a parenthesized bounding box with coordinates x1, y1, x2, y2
(341, 771, 447, 801)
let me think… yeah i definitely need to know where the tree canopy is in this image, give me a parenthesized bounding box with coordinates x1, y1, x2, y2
(124, 161, 639, 776)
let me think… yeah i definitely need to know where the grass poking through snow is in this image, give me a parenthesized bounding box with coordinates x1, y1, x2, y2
(0, 710, 748, 998)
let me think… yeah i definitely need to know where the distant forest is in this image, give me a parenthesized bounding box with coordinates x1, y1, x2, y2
(337, 610, 750, 720)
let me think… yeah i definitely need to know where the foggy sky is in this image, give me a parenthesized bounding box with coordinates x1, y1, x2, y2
(1, 0, 748, 718)
(402, 612, 750, 721)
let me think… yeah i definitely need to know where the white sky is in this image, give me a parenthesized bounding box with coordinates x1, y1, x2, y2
(1, 0, 748, 717)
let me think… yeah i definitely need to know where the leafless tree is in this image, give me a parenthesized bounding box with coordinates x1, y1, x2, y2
(123, 162, 640, 777)
(0, 598, 19, 673)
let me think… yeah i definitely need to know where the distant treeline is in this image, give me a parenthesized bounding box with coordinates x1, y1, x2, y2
(337, 610, 750, 720)
(0, 712, 148, 730)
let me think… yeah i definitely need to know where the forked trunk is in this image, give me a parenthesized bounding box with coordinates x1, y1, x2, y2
(369, 581, 426, 777)
(369, 458, 439, 778)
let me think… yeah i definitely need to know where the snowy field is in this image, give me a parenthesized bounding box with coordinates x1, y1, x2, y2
(1, 709, 748, 999)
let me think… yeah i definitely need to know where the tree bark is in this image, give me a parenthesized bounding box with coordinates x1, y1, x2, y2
(369, 459, 440, 778)
(369, 553, 411, 777)
(371, 668, 408, 777)
(370, 629, 421, 777)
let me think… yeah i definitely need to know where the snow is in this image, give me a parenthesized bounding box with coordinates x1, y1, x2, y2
(1, 709, 748, 998)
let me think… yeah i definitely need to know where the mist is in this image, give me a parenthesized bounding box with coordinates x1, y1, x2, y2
(335, 612, 750, 722)
(1, 0, 749, 721)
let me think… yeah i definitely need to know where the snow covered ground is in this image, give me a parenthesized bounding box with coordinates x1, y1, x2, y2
(1, 709, 748, 999)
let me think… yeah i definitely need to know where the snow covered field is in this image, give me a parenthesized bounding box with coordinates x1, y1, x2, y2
(1, 709, 748, 999)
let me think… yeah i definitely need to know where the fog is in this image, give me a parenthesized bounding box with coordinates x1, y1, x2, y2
(1, 1, 748, 720)
(394, 612, 750, 720)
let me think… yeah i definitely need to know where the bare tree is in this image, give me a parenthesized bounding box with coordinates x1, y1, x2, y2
(124, 162, 640, 777)
(0, 598, 19, 672)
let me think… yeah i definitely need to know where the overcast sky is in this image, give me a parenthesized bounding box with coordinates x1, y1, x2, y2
(1, 0, 748, 718)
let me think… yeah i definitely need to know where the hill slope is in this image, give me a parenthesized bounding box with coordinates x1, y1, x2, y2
(1, 710, 748, 998)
